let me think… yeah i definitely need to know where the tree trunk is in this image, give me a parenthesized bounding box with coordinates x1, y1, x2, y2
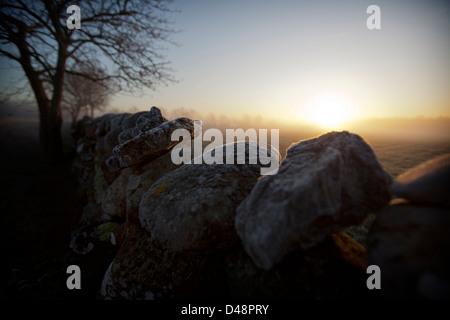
(47, 46, 67, 161)
(22, 66, 63, 161)
(49, 116, 63, 161)
(16, 28, 64, 161)
(37, 99, 62, 160)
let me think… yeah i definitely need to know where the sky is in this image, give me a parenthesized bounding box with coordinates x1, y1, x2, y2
(1, 0, 450, 129)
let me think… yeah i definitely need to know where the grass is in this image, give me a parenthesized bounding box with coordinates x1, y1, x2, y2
(0, 120, 90, 299)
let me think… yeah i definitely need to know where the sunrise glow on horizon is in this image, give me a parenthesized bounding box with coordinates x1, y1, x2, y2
(304, 93, 352, 129)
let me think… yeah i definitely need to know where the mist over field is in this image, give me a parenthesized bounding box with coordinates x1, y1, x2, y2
(2, 100, 449, 183)
(2, 99, 450, 158)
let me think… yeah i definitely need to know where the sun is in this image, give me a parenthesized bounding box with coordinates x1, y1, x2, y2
(307, 94, 350, 129)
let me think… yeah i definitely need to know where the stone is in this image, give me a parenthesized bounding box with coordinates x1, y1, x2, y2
(95, 113, 119, 137)
(93, 115, 108, 137)
(391, 153, 450, 206)
(99, 224, 229, 300)
(105, 155, 121, 172)
(97, 126, 124, 184)
(139, 142, 273, 251)
(121, 111, 148, 130)
(69, 225, 96, 255)
(72, 120, 98, 188)
(93, 153, 110, 205)
(77, 202, 103, 226)
(135, 107, 167, 133)
(101, 126, 122, 157)
(69, 222, 117, 255)
(126, 152, 180, 225)
(111, 223, 127, 247)
(121, 107, 166, 131)
(235, 131, 392, 270)
(367, 199, 450, 299)
(110, 113, 130, 131)
(107, 117, 195, 170)
(118, 107, 167, 145)
(344, 214, 376, 248)
(101, 169, 131, 221)
(197, 139, 280, 174)
(74, 116, 97, 140)
(100, 156, 121, 186)
(96, 222, 120, 243)
(227, 232, 370, 299)
(118, 128, 137, 145)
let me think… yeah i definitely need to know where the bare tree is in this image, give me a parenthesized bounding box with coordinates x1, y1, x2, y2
(62, 64, 111, 126)
(0, 0, 174, 160)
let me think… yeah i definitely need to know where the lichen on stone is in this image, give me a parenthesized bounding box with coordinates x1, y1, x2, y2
(152, 180, 169, 197)
(97, 222, 120, 242)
